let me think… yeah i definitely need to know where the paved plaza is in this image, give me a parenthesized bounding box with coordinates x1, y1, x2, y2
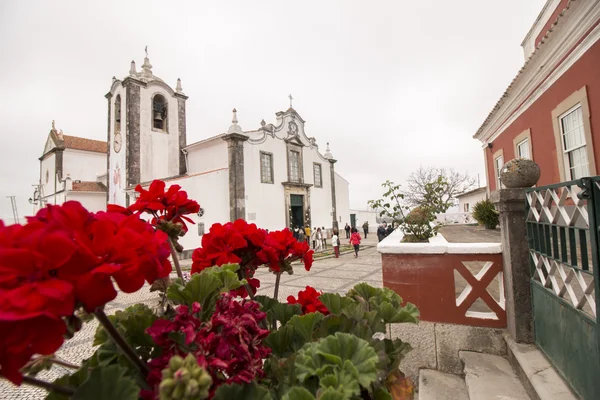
(0, 237, 381, 399)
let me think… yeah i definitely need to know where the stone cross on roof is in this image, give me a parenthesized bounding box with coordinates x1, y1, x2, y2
(289, 94, 293, 108)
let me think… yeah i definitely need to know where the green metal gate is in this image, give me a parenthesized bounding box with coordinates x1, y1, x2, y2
(526, 178, 600, 399)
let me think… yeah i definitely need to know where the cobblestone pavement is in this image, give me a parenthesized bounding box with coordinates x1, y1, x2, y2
(1, 243, 382, 399)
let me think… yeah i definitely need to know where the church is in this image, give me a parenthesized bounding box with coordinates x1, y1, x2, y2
(34, 55, 351, 252)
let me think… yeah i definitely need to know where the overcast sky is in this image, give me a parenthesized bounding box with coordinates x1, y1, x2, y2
(0, 0, 546, 222)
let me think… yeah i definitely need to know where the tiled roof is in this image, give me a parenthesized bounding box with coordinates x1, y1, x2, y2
(455, 186, 487, 198)
(62, 135, 107, 153)
(71, 181, 107, 192)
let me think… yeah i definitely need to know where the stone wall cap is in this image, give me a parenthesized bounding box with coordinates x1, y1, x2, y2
(221, 132, 249, 142)
(377, 227, 502, 254)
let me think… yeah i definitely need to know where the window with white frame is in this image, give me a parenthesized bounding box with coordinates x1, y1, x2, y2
(516, 138, 530, 159)
(560, 105, 589, 180)
(289, 150, 300, 182)
(313, 163, 322, 188)
(260, 152, 273, 184)
(495, 155, 504, 189)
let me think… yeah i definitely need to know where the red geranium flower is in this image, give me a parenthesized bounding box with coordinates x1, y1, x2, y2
(287, 286, 329, 315)
(0, 201, 172, 384)
(195, 293, 271, 386)
(144, 295, 270, 398)
(125, 180, 200, 232)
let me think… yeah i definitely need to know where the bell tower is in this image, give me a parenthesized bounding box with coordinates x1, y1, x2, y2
(106, 52, 188, 206)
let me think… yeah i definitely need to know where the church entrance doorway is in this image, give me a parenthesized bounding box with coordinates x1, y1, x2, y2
(290, 194, 304, 228)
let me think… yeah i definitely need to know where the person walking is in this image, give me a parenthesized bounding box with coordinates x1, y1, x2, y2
(349, 228, 362, 258)
(298, 227, 305, 243)
(377, 223, 387, 242)
(332, 229, 340, 258)
(321, 227, 327, 249)
(344, 223, 351, 239)
(316, 228, 323, 251)
(362, 221, 369, 239)
(304, 225, 311, 243)
(311, 227, 317, 249)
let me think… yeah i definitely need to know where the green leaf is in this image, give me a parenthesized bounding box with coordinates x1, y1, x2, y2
(319, 360, 361, 398)
(282, 386, 316, 400)
(274, 302, 303, 326)
(295, 332, 379, 391)
(318, 293, 354, 315)
(384, 338, 412, 372)
(373, 386, 393, 400)
(93, 304, 157, 362)
(167, 272, 220, 306)
(71, 365, 138, 400)
(288, 312, 325, 343)
(264, 324, 298, 357)
(256, 295, 303, 327)
(46, 358, 94, 400)
(347, 283, 378, 302)
(364, 310, 386, 334)
(213, 381, 273, 400)
(167, 266, 245, 321)
(318, 388, 347, 400)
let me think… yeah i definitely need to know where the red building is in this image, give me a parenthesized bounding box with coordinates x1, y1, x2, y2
(475, 0, 600, 190)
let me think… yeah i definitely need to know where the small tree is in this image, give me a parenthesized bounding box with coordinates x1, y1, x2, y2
(402, 176, 453, 242)
(369, 177, 453, 242)
(367, 180, 406, 227)
(404, 167, 476, 208)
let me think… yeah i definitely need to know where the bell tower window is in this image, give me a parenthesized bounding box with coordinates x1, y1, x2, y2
(152, 94, 167, 132)
(114, 95, 121, 132)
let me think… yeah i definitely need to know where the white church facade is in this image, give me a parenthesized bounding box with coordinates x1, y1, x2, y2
(34, 55, 351, 252)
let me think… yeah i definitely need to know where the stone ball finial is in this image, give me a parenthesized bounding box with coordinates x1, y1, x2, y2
(500, 158, 541, 188)
(260, 119, 266, 127)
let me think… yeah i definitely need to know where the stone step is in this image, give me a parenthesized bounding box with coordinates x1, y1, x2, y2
(504, 333, 579, 400)
(460, 351, 531, 400)
(418, 369, 469, 400)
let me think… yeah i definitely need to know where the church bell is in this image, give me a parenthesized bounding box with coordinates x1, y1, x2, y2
(154, 111, 163, 121)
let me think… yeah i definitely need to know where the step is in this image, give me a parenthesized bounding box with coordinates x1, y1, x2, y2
(418, 369, 469, 400)
(460, 351, 531, 400)
(504, 333, 578, 400)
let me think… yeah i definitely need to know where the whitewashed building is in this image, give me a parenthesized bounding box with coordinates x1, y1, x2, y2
(34, 55, 350, 252)
(455, 187, 487, 213)
(349, 208, 378, 232)
(34, 123, 108, 213)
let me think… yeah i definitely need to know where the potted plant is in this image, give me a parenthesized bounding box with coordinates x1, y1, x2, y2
(0, 180, 419, 400)
(472, 199, 499, 229)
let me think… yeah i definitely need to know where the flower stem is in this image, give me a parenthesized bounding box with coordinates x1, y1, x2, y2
(273, 272, 282, 301)
(168, 238, 185, 282)
(239, 267, 255, 300)
(18, 375, 75, 396)
(94, 308, 149, 377)
(49, 357, 80, 370)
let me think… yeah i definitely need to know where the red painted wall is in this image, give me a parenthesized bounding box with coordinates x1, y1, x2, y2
(535, 0, 570, 49)
(485, 39, 600, 190)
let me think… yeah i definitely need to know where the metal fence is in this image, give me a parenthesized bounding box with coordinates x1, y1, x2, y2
(525, 177, 600, 400)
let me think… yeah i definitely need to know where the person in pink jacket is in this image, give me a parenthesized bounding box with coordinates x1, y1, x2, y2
(349, 228, 362, 258)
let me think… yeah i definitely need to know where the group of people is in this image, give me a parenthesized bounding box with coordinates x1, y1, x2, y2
(290, 224, 363, 258)
(377, 222, 394, 242)
(291, 226, 330, 251)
